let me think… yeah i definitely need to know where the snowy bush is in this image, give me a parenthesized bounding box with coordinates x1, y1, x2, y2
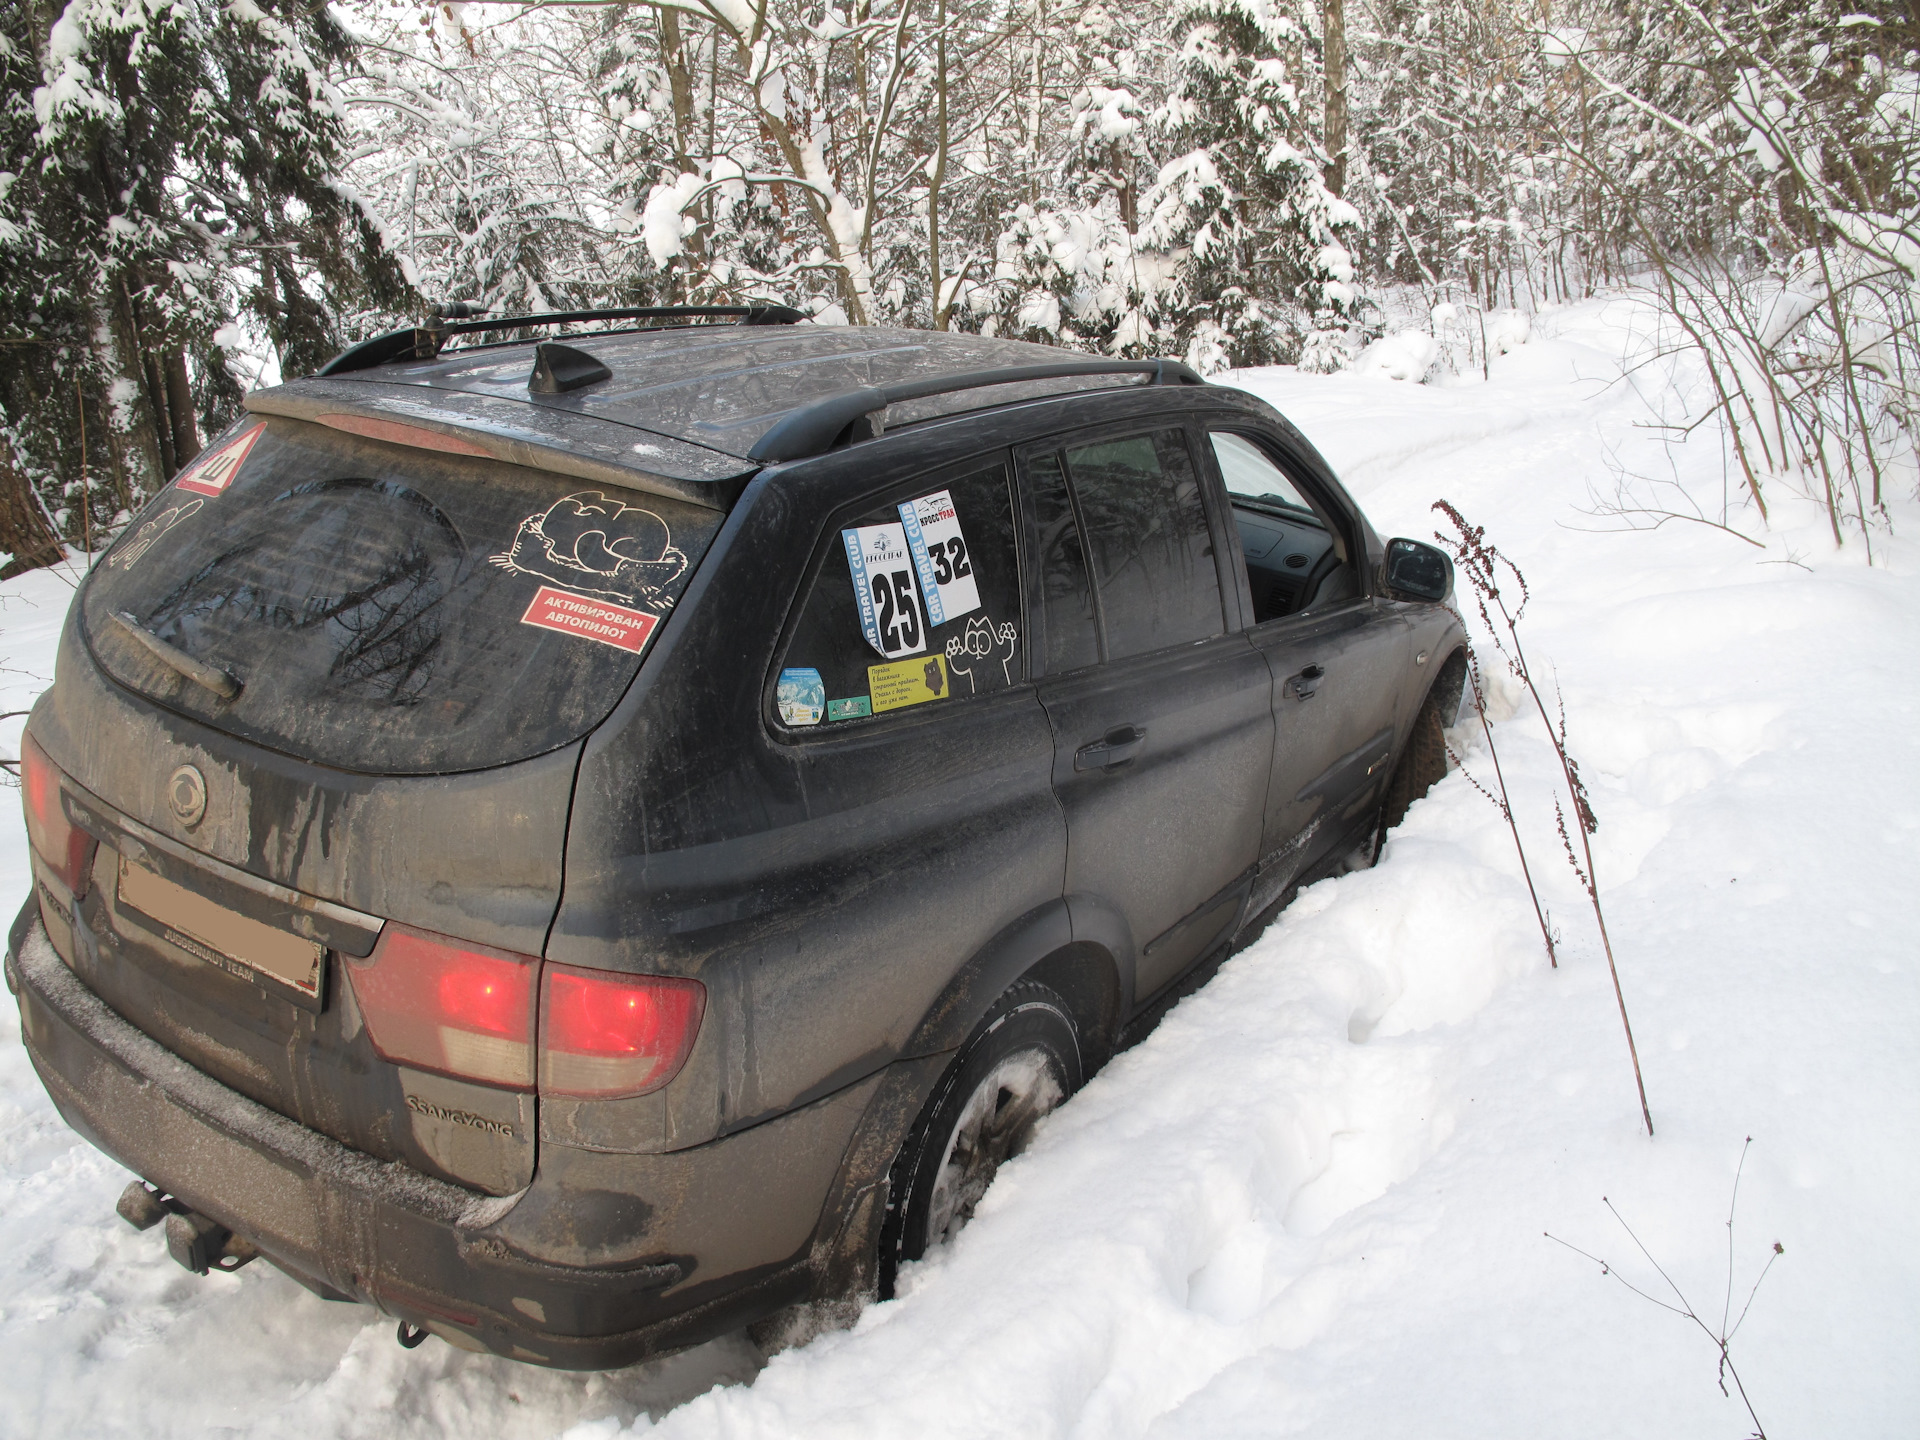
(1349, 329, 1439, 383)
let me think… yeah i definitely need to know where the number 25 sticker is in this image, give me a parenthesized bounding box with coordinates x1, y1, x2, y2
(843, 521, 926, 659)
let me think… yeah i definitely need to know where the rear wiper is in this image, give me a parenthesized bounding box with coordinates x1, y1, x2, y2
(110, 612, 243, 701)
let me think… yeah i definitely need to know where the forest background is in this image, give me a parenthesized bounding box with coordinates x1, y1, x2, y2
(1, 0, 1916, 570)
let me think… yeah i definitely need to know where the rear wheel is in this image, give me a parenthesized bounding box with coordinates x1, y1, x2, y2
(877, 981, 1082, 1298)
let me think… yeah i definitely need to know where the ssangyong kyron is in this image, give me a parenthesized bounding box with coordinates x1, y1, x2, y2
(8, 306, 1464, 1365)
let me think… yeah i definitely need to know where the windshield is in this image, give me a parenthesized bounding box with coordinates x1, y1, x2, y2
(81, 416, 723, 775)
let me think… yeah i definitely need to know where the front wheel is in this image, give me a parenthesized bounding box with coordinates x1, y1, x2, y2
(1381, 667, 1459, 833)
(877, 981, 1082, 1298)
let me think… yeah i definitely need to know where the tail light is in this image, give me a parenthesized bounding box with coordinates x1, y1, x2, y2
(539, 964, 705, 1099)
(347, 928, 705, 1099)
(20, 730, 94, 895)
(347, 925, 538, 1089)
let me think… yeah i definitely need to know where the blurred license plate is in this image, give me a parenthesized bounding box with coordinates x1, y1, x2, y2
(116, 856, 325, 1006)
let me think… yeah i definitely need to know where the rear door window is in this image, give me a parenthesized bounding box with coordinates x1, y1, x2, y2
(1023, 450, 1101, 675)
(774, 460, 1023, 728)
(1057, 428, 1226, 661)
(81, 417, 724, 775)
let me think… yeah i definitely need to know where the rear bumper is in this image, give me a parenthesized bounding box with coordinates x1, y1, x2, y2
(7, 909, 884, 1368)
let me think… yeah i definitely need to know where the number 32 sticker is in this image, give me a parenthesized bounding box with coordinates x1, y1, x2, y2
(842, 489, 982, 660)
(899, 489, 979, 625)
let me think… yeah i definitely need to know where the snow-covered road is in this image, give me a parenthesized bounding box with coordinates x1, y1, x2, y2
(3, 298, 1914, 1438)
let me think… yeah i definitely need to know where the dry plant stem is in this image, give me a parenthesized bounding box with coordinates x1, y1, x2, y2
(1499, 614, 1653, 1138)
(1433, 502, 1653, 1137)
(1571, 440, 1767, 550)
(1546, 1139, 1780, 1440)
(0, 709, 31, 779)
(1455, 636, 1557, 967)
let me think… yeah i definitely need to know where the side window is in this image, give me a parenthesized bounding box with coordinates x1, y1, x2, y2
(1212, 431, 1313, 512)
(1024, 450, 1101, 674)
(1211, 428, 1355, 625)
(775, 460, 1024, 729)
(1062, 428, 1225, 661)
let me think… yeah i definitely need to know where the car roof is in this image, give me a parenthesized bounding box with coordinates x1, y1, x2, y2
(320, 324, 1084, 459)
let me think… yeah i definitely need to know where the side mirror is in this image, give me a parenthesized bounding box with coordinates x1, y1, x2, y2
(1382, 538, 1451, 603)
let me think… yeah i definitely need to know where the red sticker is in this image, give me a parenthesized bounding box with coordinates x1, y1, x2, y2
(175, 424, 267, 497)
(520, 585, 660, 653)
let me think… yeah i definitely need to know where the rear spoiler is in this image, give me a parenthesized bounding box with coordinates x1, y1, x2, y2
(245, 380, 756, 511)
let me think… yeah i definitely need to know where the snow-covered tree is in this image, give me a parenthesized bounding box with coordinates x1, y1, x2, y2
(0, 0, 407, 562)
(336, 3, 675, 320)
(1143, 0, 1359, 369)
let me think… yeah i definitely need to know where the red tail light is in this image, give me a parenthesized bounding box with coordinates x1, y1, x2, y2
(346, 925, 704, 1099)
(347, 925, 538, 1089)
(20, 730, 93, 895)
(538, 964, 704, 1099)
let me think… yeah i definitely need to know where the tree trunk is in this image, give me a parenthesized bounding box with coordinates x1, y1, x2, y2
(1323, 0, 1348, 198)
(0, 445, 63, 579)
(929, 0, 950, 328)
(656, 10, 708, 290)
(163, 346, 200, 469)
(143, 349, 177, 478)
(116, 276, 175, 481)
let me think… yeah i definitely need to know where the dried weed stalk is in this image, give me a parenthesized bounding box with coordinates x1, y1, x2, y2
(1445, 640, 1559, 968)
(1434, 500, 1653, 1137)
(0, 708, 29, 781)
(1547, 1138, 1783, 1439)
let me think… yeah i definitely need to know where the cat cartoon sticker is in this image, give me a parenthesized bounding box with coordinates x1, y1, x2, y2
(945, 615, 1020, 693)
(492, 491, 687, 610)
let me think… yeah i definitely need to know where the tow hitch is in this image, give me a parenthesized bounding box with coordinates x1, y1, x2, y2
(116, 1180, 260, 1275)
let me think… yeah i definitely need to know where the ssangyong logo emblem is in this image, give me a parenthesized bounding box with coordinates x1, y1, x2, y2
(168, 765, 207, 827)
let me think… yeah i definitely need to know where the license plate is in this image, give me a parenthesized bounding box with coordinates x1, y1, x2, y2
(116, 855, 325, 1006)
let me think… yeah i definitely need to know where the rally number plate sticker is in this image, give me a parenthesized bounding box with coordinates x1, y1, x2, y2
(898, 489, 980, 627)
(843, 522, 927, 659)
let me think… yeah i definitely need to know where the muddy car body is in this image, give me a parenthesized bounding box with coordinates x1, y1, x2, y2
(8, 310, 1465, 1366)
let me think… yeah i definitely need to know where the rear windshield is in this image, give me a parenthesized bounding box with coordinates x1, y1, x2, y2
(81, 416, 724, 775)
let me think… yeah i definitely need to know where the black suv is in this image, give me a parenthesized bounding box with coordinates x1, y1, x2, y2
(7, 308, 1464, 1367)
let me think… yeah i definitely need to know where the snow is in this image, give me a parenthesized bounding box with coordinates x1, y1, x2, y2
(1347, 327, 1437, 381)
(2, 297, 1917, 1436)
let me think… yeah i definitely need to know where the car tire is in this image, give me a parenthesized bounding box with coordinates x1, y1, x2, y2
(877, 980, 1083, 1299)
(1381, 676, 1455, 834)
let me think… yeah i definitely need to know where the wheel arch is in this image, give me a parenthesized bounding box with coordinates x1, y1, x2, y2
(899, 900, 1122, 1066)
(795, 907, 1122, 1310)
(1430, 643, 1470, 726)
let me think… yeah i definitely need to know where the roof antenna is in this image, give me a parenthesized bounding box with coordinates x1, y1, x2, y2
(528, 341, 613, 394)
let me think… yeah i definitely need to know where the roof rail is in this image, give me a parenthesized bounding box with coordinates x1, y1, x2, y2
(746, 357, 1206, 464)
(316, 303, 807, 377)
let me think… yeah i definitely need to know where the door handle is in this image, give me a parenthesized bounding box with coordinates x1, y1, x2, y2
(1074, 724, 1148, 771)
(1286, 664, 1326, 701)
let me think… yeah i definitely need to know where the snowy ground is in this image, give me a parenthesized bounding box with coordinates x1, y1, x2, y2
(2, 296, 1915, 1438)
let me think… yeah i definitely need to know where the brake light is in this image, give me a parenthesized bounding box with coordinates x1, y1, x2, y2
(347, 925, 538, 1089)
(539, 964, 704, 1099)
(314, 413, 491, 457)
(20, 730, 93, 895)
